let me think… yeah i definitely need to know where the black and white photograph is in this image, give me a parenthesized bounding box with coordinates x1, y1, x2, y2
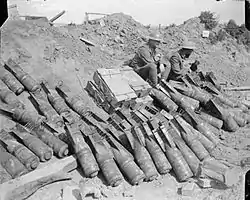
(0, 0, 250, 200)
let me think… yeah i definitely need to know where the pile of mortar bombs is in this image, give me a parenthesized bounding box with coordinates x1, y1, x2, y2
(0, 59, 241, 188)
(151, 72, 250, 133)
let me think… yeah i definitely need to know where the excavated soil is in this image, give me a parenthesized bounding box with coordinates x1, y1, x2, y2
(1, 13, 250, 200)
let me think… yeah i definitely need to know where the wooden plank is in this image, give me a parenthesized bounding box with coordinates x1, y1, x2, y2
(49, 10, 66, 23)
(0, 155, 77, 200)
(224, 86, 250, 91)
(80, 37, 96, 46)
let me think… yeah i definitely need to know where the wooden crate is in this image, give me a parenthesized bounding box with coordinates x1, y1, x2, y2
(93, 68, 137, 107)
(120, 66, 152, 98)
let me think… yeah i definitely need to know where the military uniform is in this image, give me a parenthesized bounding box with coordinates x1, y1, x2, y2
(168, 51, 186, 81)
(129, 43, 159, 87)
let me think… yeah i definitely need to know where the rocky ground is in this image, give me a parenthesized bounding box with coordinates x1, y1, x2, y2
(1, 11, 250, 200)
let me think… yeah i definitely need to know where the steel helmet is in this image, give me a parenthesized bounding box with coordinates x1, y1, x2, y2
(181, 41, 196, 50)
(148, 32, 162, 42)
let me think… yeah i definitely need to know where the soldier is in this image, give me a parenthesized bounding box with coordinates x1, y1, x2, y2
(167, 41, 196, 81)
(128, 32, 167, 87)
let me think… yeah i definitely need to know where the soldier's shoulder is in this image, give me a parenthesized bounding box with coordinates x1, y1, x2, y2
(137, 44, 150, 53)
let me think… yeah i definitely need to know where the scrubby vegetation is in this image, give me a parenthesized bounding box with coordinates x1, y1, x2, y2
(199, 11, 218, 30)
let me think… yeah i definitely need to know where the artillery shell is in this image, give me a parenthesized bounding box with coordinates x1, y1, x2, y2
(0, 88, 24, 109)
(95, 143, 123, 187)
(145, 137, 172, 174)
(195, 131, 216, 153)
(38, 103, 64, 127)
(191, 86, 212, 105)
(33, 127, 69, 158)
(175, 139, 200, 176)
(134, 139, 158, 182)
(1, 72, 24, 95)
(0, 164, 12, 184)
(150, 88, 178, 112)
(184, 137, 210, 161)
(19, 133, 53, 162)
(13, 108, 45, 128)
(230, 112, 247, 127)
(19, 73, 41, 93)
(0, 145, 28, 178)
(74, 135, 99, 178)
(223, 114, 239, 132)
(112, 148, 145, 185)
(198, 111, 223, 129)
(47, 92, 70, 115)
(165, 145, 193, 182)
(66, 96, 87, 116)
(196, 122, 220, 145)
(4, 140, 40, 170)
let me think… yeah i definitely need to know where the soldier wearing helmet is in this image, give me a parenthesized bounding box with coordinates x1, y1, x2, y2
(128, 32, 166, 87)
(167, 41, 196, 81)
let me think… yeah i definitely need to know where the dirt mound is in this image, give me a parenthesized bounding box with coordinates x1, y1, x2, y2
(160, 17, 250, 86)
(1, 13, 250, 200)
(64, 13, 150, 60)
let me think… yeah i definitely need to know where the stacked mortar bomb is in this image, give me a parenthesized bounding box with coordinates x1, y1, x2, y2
(0, 60, 242, 188)
(84, 69, 243, 187)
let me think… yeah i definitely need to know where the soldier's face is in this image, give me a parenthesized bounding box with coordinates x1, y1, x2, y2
(149, 40, 160, 48)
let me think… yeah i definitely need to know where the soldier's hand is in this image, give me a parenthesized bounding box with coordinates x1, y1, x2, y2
(154, 53, 162, 62)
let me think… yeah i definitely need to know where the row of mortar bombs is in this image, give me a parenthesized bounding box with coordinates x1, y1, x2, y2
(83, 115, 145, 185)
(5, 58, 41, 93)
(65, 122, 99, 178)
(29, 93, 64, 128)
(0, 102, 45, 129)
(174, 115, 216, 154)
(156, 120, 211, 182)
(148, 121, 193, 182)
(132, 127, 159, 182)
(180, 74, 249, 118)
(100, 129, 145, 186)
(13, 124, 53, 162)
(108, 113, 172, 177)
(0, 67, 25, 95)
(214, 93, 248, 111)
(213, 96, 250, 126)
(109, 140, 145, 185)
(173, 117, 210, 161)
(206, 99, 241, 132)
(29, 126, 69, 158)
(0, 87, 25, 109)
(181, 109, 220, 146)
(160, 80, 200, 111)
(0, 129, 40, 171)
(0, 142, 28, 178)
(55, 85, 88, 117)
(174, 138, 200, 176)
(126, 112, 172, 175)
(40, 82, 76, 124)
(140, 122, 172, 175)
(170, 81, 213, 106)
(108, 111, 172, 178)
(89, 132, 124, 187)
(196, 110, 223, 130)
(172, 80, 246, 131)
(149, 88, 178, 112)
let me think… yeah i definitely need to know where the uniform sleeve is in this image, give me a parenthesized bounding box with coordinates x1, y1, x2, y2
(138, 46, 155, 64)
(169, 55, 182, 76)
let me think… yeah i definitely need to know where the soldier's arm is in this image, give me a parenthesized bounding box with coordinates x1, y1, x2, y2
(170, 55, 182, 75)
